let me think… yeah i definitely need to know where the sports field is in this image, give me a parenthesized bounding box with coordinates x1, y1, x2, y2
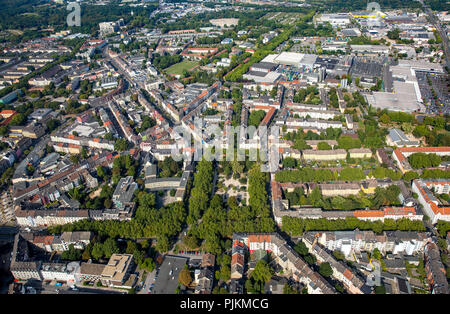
(165, 60, 199, 76)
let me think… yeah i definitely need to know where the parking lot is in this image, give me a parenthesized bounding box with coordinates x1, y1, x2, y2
(416, 71, 450, 115)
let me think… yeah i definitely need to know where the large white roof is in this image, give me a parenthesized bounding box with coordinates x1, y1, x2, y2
(261, 53, 279, 63)
(274, 52, 304, 65)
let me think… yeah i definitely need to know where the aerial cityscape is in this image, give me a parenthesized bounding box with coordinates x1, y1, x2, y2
(0, 0, 449, 298)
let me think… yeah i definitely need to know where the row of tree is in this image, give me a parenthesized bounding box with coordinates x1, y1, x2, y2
(408, 153, 442, 169)
(48, 194, 186, 253)
(281, 217, 426, 236)
(275, 167, 365, 183)
(187, 159, 214, 225)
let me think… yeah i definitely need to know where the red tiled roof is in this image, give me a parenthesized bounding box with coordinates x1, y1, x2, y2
(261, 107, 276, 126)
(231, 253, 244, 266)
(271, 181, 282, 200)
(413, 179, 450, 215)
(383, 207, 416, 216)
(343, 268, 353, 281)
(233, 240, 244, 247)
(353, 210, 384, 218)
(0, 109, 16, 115)
(248, 234, 271, 243)
(394, 147, 450, 163)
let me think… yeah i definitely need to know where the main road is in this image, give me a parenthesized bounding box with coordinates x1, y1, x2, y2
(419, 0, 450, 69)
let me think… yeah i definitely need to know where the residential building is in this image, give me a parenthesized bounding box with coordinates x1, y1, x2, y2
(79, 262, 105, 282)
(349, 148, 372, 159)
(303, 233, 369, 294)
(57, 231, 93, 251)
(412, 179, 450, 224)
(310, 230, 430, 257)
(40, 262, 80, 283)
(194, 268, 214, 294)
(393, 147, 450, 173)
(302, 149, 347, 161)
(264, 276, 288, 294)
(10, 261, 42, 281)
(112, 176, 138, 210)
(232, 233, 336, 294)
(424, 242, 449, 294)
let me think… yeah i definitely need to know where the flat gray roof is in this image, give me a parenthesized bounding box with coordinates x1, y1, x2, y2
(153, 255, 188, 294)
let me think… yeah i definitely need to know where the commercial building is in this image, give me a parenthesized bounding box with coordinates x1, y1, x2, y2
(209, 18, 239, 28)
(0, 89, 23, 105)
(100, 76, 118, 89)
(364, 61, 441, 113)
(316, 13, 351, 28)
(112, 176, 138, 210)
(264, 52, 318, 70)
(243, 71, 281, 84)
(243, 62, 280, 83)
(99, 22, 119, 36)
(29, 108, 53, 122)
(100, 254, 136, 289)
(386, 129, 420, 147)
(250, 62, 278, 73)
(350, 45, 390, 55)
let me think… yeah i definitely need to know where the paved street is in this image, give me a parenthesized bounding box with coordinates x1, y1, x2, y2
(138, 268, 157, 294)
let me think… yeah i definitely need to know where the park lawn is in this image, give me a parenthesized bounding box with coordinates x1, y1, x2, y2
(165, 60, 199, 76)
